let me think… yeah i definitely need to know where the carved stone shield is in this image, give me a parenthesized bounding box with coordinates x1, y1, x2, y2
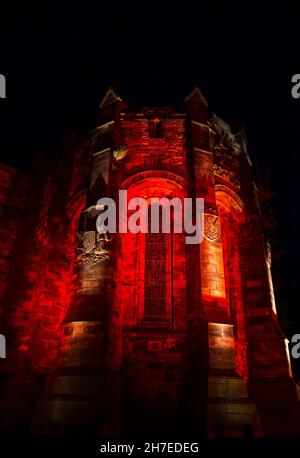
(204, 214, 219, 241)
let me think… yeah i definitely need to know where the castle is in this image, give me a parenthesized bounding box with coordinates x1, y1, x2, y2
(0, 87, 299, 437)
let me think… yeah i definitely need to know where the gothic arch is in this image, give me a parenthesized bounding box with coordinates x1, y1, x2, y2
(117, 170, 187, 327)
(120, 169, 186, 197)
(215, 184, 244, 213)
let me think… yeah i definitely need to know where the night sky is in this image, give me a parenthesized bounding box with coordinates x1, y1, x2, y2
(0, 2, 299, 368)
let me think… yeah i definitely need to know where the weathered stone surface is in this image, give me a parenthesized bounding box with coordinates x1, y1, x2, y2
(0, 88, 299, 437)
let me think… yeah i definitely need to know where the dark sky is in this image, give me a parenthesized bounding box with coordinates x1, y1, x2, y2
(0, 2, 299, 359)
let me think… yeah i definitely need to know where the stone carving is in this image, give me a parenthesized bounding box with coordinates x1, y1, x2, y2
(76, 230, 111, 268)
(211, 117, 241, 187)
(144, 231, 167, 319)
(204, 214, 219, 241)
(213, 164, 240, 187)
(113, 145, 128, 161)
(204, 205, 218, 216)
(82, 231, 96, 253)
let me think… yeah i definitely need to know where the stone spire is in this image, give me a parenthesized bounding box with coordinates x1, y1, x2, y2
(185, 86, 208, 122)
(99, 87, 127, 118)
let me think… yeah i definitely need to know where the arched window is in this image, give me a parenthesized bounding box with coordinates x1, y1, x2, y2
(144, 230, 167, 320)
(119, 172, 186, 328)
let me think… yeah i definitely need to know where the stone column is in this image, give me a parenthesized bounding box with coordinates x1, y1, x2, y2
(206, 322, 262, 437)
(239, 213, 300, 436)
(34, 205, 121, 435)
(201, 209, 228, 318)
(202, 212, 261, 437)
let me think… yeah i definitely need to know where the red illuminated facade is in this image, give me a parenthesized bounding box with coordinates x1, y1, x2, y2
(0, 87, 299, 437)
